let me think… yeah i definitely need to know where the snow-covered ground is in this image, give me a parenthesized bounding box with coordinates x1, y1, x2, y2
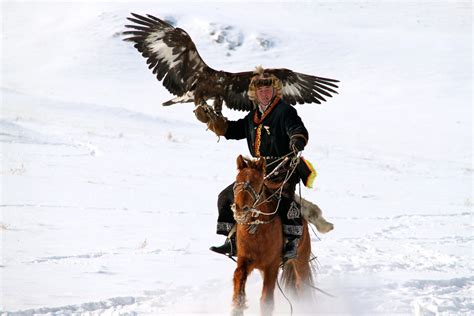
(1, 1, 472, 315)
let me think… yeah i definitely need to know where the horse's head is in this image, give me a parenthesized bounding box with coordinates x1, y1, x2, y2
(232, 155, 266, 218)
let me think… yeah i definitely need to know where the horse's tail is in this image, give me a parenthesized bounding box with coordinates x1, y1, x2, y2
(279, 222, 317, 301)
(280, 255, 317, 300)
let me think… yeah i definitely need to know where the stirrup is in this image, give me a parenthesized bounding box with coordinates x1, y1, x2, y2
(210, 237, 237, 257)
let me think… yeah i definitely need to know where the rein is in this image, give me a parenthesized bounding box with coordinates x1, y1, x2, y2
(232, 154, 301, 233)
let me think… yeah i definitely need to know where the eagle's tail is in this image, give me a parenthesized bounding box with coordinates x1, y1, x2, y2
(162, 92, 194, 106)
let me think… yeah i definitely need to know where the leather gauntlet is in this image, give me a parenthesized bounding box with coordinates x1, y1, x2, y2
(194, 105, 211, 123)
(207, 116, 228, 136)
(194, 104, 228, 136)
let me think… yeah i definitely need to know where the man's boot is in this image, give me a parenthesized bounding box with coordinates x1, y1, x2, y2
(210, 236, 237, 257)
(282, 237, 299, 262)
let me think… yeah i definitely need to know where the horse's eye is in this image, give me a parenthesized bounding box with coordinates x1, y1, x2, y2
(243, 206, 250, 212)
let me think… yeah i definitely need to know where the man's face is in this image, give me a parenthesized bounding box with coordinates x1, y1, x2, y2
(255, 85, 275, 106)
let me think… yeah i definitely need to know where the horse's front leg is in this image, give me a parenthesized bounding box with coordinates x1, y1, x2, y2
(260, 264, 279, 316)
(232, 257, 251, 316)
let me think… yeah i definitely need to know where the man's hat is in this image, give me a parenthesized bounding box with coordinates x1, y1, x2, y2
(248, 66, 283, 103)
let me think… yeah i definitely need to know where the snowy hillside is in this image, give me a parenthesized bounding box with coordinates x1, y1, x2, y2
(1, 1, 472, 315)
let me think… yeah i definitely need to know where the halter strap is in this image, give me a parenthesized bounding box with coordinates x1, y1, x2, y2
(233, 181, 261, 205)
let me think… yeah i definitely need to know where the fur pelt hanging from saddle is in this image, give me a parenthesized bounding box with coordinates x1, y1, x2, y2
(297, 195, 334, 233)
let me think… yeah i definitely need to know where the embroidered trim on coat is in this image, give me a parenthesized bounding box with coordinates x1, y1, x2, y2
(302, 158, 317, 188)
(287, 201, 301, 219)
(217, 222, 234, 233)
(253, 97, 280, 125)
(254, 124, 263, 157)
(283, 225, 303, 236)
(283, 224, 303, 236)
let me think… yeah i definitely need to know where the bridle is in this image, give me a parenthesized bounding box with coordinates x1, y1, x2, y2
(231, 155, 293, 210)
(232, 181, 262, 208)
(231, 154, 301, 233)
(231, 179, 279, 234)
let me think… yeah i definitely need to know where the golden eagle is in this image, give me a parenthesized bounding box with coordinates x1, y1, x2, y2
(123, 13, 339, 113)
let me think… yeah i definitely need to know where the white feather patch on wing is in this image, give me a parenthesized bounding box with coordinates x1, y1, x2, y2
(146, 31, 181, 69)
(168, 91, 194, 104)
(188, 51, 205, 72)
(282, 82, 303, 99)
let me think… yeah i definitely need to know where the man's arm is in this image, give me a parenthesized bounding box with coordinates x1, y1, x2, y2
(224, 118, 246, 140)
(284, 106, 309, 152)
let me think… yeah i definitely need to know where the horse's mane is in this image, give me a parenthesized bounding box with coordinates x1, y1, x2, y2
(238, 156, 283, 191)
(241, 156, 261, 168)
(237, 155, 266, 173)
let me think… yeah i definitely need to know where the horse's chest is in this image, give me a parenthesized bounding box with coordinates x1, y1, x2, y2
(237, 224, 283, 259)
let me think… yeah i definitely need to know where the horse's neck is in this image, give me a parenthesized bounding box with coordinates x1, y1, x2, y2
(264, 179, 282, 190)
(263, 179, 284, 199)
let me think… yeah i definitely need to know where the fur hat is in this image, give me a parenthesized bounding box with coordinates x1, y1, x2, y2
(248, 66, 283, 103)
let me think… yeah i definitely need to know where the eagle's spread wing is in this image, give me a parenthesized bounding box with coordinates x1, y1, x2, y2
(221, 71, 255, 111)
(124, 14, 339, 111)
(221, 69, 339, 110)
(123, 13, 212, 97)
(268, 68, 339, 105)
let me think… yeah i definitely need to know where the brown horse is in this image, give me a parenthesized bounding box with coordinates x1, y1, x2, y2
(231, 155, 313, 316)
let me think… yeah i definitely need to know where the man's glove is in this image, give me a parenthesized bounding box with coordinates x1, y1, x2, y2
(194, 104, 228, 136)
(289, 135, 307, 153)
(194, 104, 211, 123)
(207, 116, 228, 136)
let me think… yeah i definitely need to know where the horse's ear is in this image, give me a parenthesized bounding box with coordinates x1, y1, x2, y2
(256, 157, 266, 172)
(236, 155, 247, 170)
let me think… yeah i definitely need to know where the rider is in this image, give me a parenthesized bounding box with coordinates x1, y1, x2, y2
(194, 66, 313, 262)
